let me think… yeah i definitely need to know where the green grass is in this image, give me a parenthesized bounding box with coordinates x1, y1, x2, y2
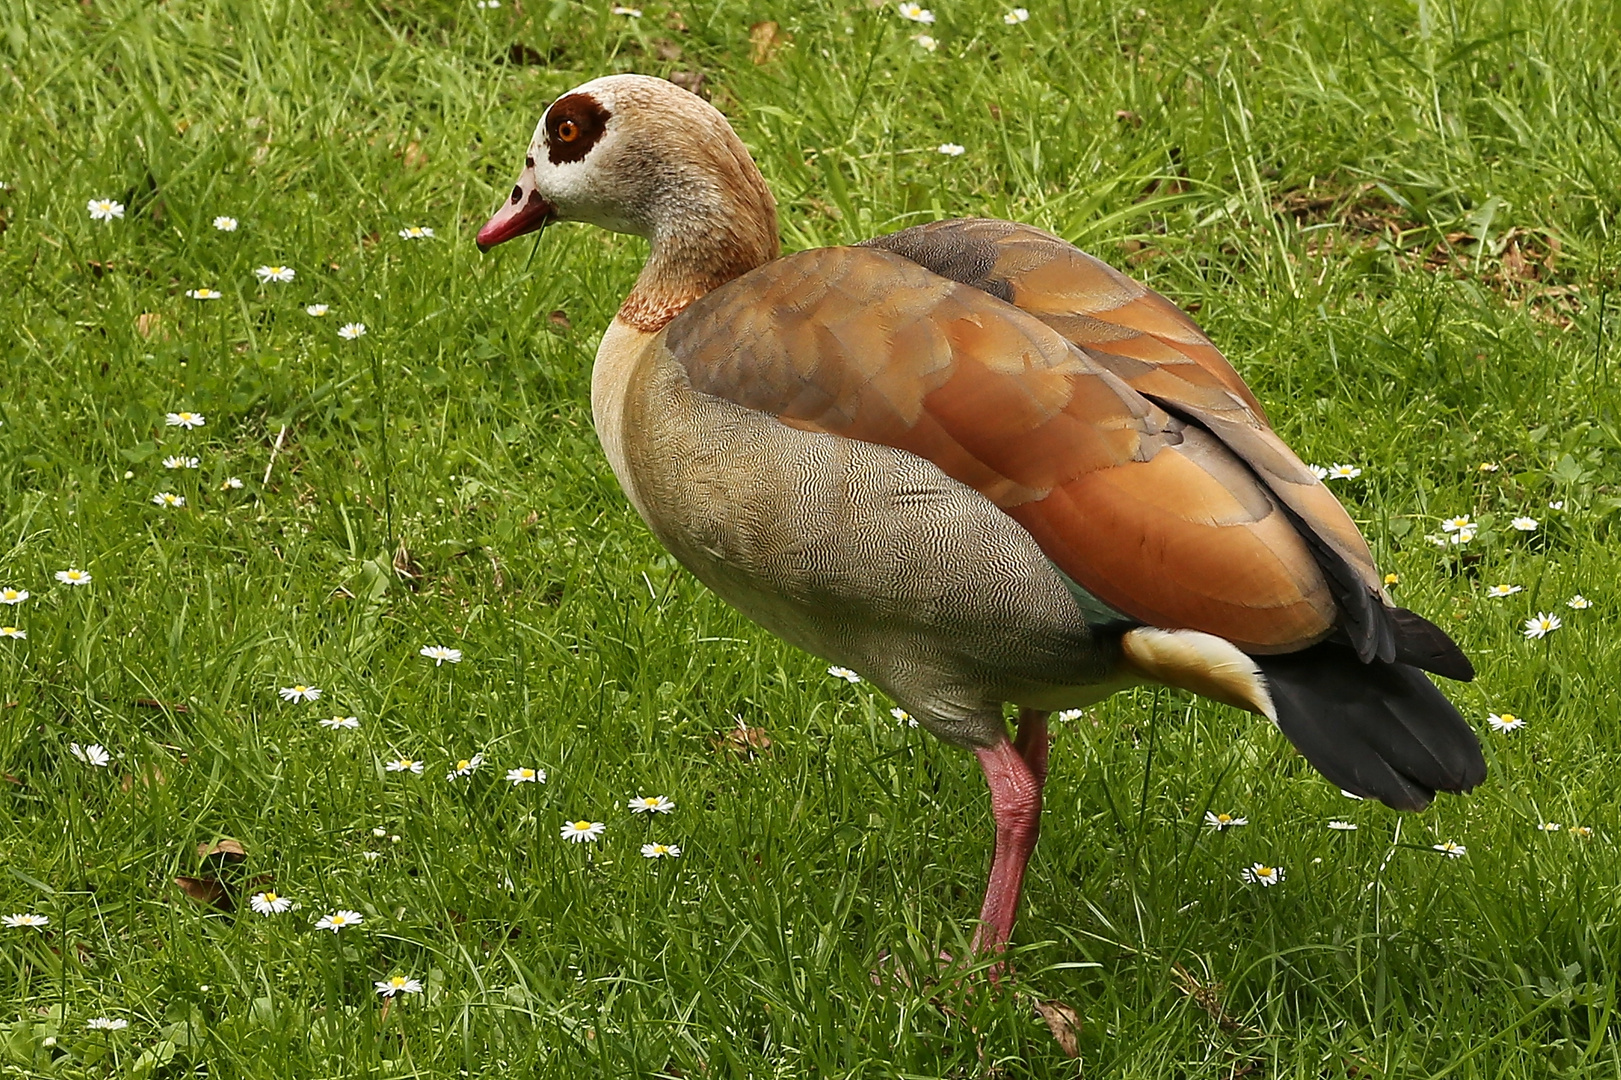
(2, 0, 1620, 1074)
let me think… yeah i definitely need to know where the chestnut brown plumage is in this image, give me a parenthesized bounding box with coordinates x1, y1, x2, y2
(478, 74, 1485, 957)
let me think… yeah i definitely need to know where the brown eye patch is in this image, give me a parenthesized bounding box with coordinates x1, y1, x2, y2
(545, 92, 610, 165)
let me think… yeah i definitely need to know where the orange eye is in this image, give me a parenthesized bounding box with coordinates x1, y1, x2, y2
(556, 119, 579, 142)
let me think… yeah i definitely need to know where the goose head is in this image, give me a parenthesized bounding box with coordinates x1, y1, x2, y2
(477, 74, 780, 328)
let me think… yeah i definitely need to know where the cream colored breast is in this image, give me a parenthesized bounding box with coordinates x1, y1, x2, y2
(590, 316, 660, 520)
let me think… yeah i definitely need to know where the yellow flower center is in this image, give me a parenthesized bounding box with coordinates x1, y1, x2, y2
(1257, 866, 1273, 876)
(262, 892, 278, 903)
(457, 760, 471, 771)
(390, 976, 407, 987)
(1500, 714, 1516, 723)
(572, 821, 592, 831)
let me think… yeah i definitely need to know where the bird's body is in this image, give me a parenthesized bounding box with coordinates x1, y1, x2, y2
(478, 73, 1486, 956)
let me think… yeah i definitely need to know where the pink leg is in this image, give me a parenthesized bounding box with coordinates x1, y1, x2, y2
(969, 710, 1049, 956)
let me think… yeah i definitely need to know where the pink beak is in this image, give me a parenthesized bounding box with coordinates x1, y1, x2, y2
(477, 165, 556, 251)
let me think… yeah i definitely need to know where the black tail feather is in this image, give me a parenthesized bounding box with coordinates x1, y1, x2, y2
(1256, 643, 1486, 811)
(1389, 607, 1475, 681)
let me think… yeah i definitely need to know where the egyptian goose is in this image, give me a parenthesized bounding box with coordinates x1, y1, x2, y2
(477, 75, 1485, 955)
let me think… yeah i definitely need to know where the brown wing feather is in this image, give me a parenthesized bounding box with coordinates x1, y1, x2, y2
(861, 218, 1406, 663)
(662, 245, 1340, 652)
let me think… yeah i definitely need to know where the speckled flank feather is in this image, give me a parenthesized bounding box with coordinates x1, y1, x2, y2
(597, 317, 1130, 749)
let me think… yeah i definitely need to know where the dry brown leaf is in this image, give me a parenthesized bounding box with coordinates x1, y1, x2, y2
(198, 837, 247, 863)
(119, 765, 167, 792)
(749, 21, 787, 64)
(135, 312, 165, 339)
(393, 540, 422, 581)
(1032, 997, 1082, 1058)
(654, 38, 683, 61)
(1171, 963, 1258, 1036)
(548, 309, 572, 330)
(402, 140, 427, 169)
(670, 70, 706, 97)
(715, 725, 772, 756)
(174, 876, 233, 912)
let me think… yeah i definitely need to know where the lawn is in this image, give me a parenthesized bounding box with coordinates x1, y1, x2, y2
(2, 0, 1620, 1074)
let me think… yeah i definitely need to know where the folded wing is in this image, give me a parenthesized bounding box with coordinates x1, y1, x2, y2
(663, 244, 1347, 655)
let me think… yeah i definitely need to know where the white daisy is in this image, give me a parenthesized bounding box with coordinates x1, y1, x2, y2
(1524, 612, 1562, 639)
(1055, 708, 1084, 722)
(1486, 712, 1524, 733)
(446, 754, 484, 780)
(560, 820, 606, 843)
(385, 756, 425, 775)
(1449, 527, 1476, 545)
(628, 795, 675, 814)
(55, 569, 92, 586)
(1478, 462, 1500, 472)
(1440, 515, 1473, 533)
(337, 323, 367, 340)
(891, 707, 919, 728)
(152, 492, 185, 508)
(419, 644, 462, 665)
(249, 890, 294, 915)
(1537, 822, 1562, 833)
(319, 715, 360, 730)
(85, 1017, 128, 1031)
(937, 143, 966, 156)
(3, 913, 49, 929)
(898, 2, 935, 22)
(1308, 464, 1330, 480)
(912, 33, 938, 50)
(610, 4, 641, 14)
(278, 684, 322, 702)
(398, 226, 434, 239)
(1549, 499, 1565, 510)
(212, 216, 238, 231)
(87, 199, 124, 221)
(162, 456, 200, 470)
(166, 411, 205, 429)
(1570, 826, 1593, 837)
(1002, 7, 1029, 22)
(506, 766, 545, 784)
(254, 265, 295, 283)
(1567, 595, 1592, 610)
(1204, 811, 1247, 830)
(1432, 841, 1467, 858)
(375, 975, 424, 997)
(827, 666, 862, 683)
(305, 304, 329, 317)
(0, 627, 24, 639)
(1511, 516, 1539, 532)
(476, 0, 501, 7)
(313, 909, 363, 932)
(1327, 821, 1358, 831)
(70, 743, 111, 767)
(0, 588, 28, 605)
(222, 477, 244, 490)
(641, 843, 681, 858)
(185, 288, 221, 301)
(1326, 464, 1362, 480)
(1485, 584, 1522, 598)
(1239, 863, 1283, 886)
